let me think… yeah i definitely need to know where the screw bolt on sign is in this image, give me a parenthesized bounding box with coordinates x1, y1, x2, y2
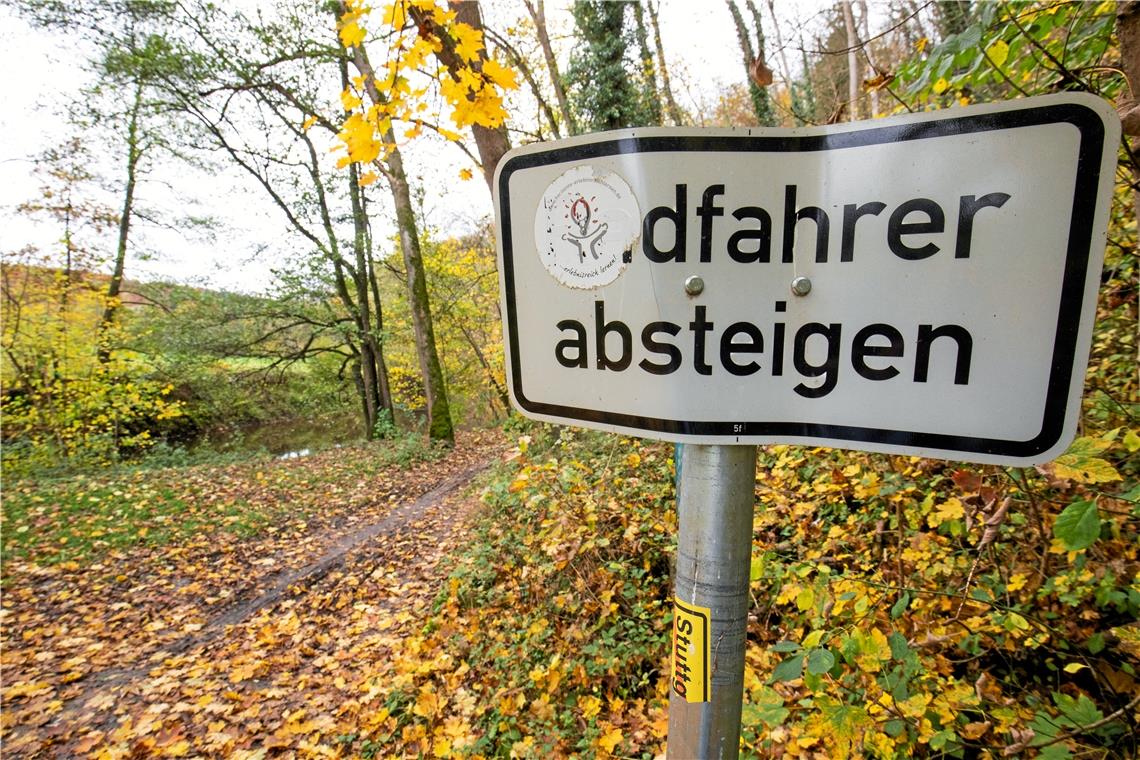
(493, 94, 1120, 758)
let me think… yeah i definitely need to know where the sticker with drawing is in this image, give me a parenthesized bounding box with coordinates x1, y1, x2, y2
(534, 165, 640, 289)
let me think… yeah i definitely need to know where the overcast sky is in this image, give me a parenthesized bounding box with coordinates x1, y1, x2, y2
(0, 1, 833, 294)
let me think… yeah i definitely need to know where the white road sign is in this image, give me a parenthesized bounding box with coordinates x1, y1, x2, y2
(493, 94, 1120, 465)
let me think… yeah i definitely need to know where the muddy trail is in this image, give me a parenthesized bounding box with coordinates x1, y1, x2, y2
(2, 431, 506, 757)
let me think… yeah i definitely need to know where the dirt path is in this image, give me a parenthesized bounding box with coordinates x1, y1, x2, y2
(2, 434, 504, 757)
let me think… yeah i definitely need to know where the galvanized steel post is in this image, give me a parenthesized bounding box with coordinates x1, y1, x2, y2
(667, 444, 757, 759)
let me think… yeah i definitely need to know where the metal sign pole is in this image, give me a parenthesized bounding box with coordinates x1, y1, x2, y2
(668, 444, 758, 759)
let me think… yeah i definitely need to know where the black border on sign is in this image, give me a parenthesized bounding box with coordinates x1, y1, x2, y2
(497, 103, 1107, 458)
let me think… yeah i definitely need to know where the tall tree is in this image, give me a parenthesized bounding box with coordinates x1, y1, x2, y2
(841, 0, 861, 121)
(646, 0, 684, 125)
(565, 0, 661, 131)
(726, 0, 777, 126)
(631, 2, 663, 126)
(169, 1, 399, 439)
(523, 0, 579, 135)
(20, 2, 187, 364)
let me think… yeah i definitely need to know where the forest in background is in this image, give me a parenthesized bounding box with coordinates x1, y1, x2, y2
(1, 0, 1138, 757)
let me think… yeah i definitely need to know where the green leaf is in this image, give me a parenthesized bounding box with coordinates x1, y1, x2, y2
(749, 556, 764, 581)
(890, 592, 910, 619)
(770, 640, 801, 653)
(806, 647, 836, 675)
(1087, 632, 1105, 654)
(1053, 501, 1102, 551)
(888, 632, 910, 661)
(1038, 745, 1073, 760)
(769, 653, 804, 683)
(929, 729, 958, 750)
(1053, 692, 1103, 728)
(744, 686, 789, 727)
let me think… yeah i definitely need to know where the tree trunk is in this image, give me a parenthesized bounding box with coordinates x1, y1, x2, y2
(386, 146, 454, 443)
(98, 79, 144, 363)
(858, 0, 878, 117)
(348, 43, 455, 443)
(524, 0, 579, 135)
(726, 0, 774, 126)
(632, 2, 663, 125)
(340, 54, 394, 436)
(1118, 2, 1140, 253)
(841, 0, 860, 122)
(646, 0, 683, 125)
(362, 193, 395, 421)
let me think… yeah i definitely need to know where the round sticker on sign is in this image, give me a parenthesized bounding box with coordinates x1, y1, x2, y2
(534, 165, 640, 289)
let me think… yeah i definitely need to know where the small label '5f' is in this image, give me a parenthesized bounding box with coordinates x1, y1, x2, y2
(672, 598, 711, 703)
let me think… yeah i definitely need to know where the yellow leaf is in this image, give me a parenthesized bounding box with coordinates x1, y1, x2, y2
(451, 22, 483, 63)
(596, 727, 623, 754)
(414, 687, 440, 718)
(932, 77, 949, 94)
(987, 39, 1009, 67)
(1124, 429, 1140, 452)
(579, 694, 602, 719)
(432, 737, 452, 758)
(163, 740, 191, 758)
(301, 115, 318, 132)
(1063, 662, 1088, 674)
(359, 171, 379, 186)
(339, 20, 366, 48)
(341, 88, 363, 111)
(458, 167, 473, 181)
(927, 497, 964, 528)
(382, 1, 408, 27)
(1052, 436, 1122, 483)
(482, 58, 519, 90)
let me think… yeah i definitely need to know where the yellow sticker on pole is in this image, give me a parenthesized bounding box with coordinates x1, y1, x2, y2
(672, 597, 711, 703)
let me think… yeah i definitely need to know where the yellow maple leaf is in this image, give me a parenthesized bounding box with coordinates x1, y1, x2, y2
(382, 1, 408, 27)
(414, 686, 440, 718)
(579, 694, 602, 719)
(596, 727, 623, 754)
(482, 58, 518, 90)
(339, 20, 366, 48)
(458, 167, 473, 181)
(301, 115, 318, 132)
(451, 22, 483, 63)
(359, 171, 379, 187)
(341, 88, 363, 111)
(927, 497, 964, 528)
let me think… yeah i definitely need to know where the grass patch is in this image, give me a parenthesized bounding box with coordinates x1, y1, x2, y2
(1, 431, 456, 570)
